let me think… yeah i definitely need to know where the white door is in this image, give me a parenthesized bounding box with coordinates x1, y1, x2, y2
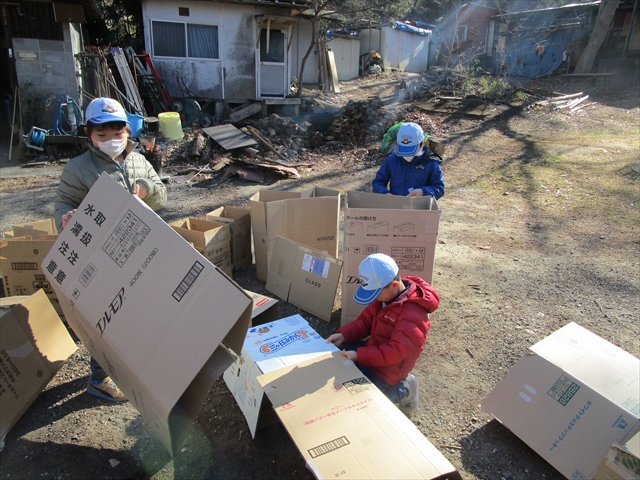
(258, 27, 287, 97)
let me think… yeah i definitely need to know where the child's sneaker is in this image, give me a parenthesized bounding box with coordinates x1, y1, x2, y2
(398, 373, 420, 415)
(87, 376, 127, 402)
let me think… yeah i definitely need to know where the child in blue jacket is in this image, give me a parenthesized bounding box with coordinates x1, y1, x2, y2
(372, 122, 444, 199)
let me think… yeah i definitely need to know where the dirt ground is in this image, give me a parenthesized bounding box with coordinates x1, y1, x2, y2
(0, 71, 638, 480)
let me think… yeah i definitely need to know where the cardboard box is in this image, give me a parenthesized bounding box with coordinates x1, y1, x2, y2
(2, 218, 58, 239)
(243, 289, 280, 326)
(266, 236, 342, 322)
(0, 235, 62, 316)
(250, 187, 340, 282)
(205, 206, 252, 272)
(341, 191, 440, 326)
(0, 290, 77, 446)
(257, 351, 461, 480)
(223, 314, 338, 438)
(169, 218, 232, 276)
(41, 173, 253, 456)
(592, 433, 640, 480)
(482, 322, 640, 480)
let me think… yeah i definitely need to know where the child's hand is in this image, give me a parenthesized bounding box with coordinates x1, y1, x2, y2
(340, 350, 357, 362)
(62, 209, 77, 229)
(134, 183, 148, 199)
(407, 189, 424, 197)
(326, 333, 344, 346)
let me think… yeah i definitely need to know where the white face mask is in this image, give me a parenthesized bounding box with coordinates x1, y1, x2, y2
(402, 149, 422, 162)
(97, 139, 127, 159)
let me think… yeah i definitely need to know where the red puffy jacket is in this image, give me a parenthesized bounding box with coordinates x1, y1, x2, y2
(337, 276, 439, 386)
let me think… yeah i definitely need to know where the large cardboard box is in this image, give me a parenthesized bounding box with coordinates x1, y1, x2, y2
(257, 351, 461, 480)
(223, 314, 338, 438)
(169, 218, 232, 276)
(482, 322, 640, 480)
(250, 187, 340, 282)
(266, 236, 342, 322)
(41, 173, 253, 456)
(0, 235, 62, 316)
(341, 191, 440, 325)
(0, 290, 77, 447)
(205, 206, 252, 272)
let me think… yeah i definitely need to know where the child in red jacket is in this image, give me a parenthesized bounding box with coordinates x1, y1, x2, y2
(327, 253, 439, 414)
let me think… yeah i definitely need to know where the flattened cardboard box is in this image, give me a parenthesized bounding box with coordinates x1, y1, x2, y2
(205, 207, 252, 272)
(266, 236, 342, 322)
(482, 322, 640, 480)
(169, 217, 232, 275)
(223, 314, 337, 438)
(257, 352, 461, 480)
(342, 191, 440, 326)
(0, 290, 77, 445)
(0, 234, 62, 316)
(41, 173, 253, 456)
(250, 187, 340, 282)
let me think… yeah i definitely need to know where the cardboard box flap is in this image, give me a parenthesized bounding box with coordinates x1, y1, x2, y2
(266, 236, 342, 322)
(13, 219, 58, 237)
(0, 292, 76, 363)
(0, 290, 77, 442)
(530, 323, 640, 414)
(169, 218, 230, 250)
(347, 190, 437, 211)
(257, 352, 460, 480)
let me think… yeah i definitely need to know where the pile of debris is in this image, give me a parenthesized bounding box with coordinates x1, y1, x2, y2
(324, 97, 397, 146)
(250, 114, 321, 155)
(526, 91, 596, 114)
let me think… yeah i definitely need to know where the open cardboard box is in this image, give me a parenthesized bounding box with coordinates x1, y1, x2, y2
(41, 173, 253, 456)
(0, 290, 77, 448)
(483, 322, 640, 480)
(169, 217, 232, 276)
(205, 206, 252, 272)
(0, 234, 61, 316)
(341, 190, 440, 326)
(223, 314, 337, 438)
(257, 351, 461, 479)
(266, 236, 342, 322)
(250, 187, 340, 282)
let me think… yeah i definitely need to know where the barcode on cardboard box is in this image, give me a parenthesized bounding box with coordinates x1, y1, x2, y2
(172, 261, 204, 302)
(308, 436, 350, 458)
(11, 262, 37, 271)
(79, 262, 98, 287)
(343, 377, 373, 394)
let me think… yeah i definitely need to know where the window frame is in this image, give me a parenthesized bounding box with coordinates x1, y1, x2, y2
(151, 19, 220, 61)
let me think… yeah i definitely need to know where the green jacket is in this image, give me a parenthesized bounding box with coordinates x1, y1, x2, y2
(54, 141, 167, 232)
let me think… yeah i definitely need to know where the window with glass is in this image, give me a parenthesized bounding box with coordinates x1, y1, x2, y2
(152, 21, 219, 59)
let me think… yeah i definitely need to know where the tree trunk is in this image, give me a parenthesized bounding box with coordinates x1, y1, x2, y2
(573, 0, 620, 73)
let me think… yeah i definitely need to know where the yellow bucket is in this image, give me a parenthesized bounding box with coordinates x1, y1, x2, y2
(158, 112, 184, 141)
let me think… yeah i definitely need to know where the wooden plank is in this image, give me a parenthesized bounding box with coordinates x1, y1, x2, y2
(202, 124, 257, 151)
(326, 50, 340, 93)
(229, 102, 264, 122)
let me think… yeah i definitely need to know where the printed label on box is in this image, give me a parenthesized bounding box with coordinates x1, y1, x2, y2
(301, 254, 330, 278)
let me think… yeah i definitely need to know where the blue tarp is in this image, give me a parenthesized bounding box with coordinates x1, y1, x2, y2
(504, 28, 578, 78)
(393, 22, 432, 36)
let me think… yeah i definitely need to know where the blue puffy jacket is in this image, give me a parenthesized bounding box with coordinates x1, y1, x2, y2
(372, 148, 444, 199)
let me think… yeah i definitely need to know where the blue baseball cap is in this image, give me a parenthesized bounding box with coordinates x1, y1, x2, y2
(85, 97, 129, 125)
(396, 122, 424, 157)
(353, 253, 399, 305)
